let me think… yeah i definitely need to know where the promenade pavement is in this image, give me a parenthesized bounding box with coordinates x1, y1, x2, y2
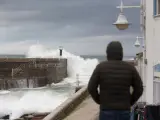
(63, 96, 99, 120)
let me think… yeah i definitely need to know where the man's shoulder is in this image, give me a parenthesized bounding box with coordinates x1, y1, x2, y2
(98, 60, 108, 66)
(121, 61, 136, 70)
(96, 61, 110, 69)
(97, 60, 135, 68)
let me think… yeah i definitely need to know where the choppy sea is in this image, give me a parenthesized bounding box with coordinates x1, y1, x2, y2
(0, 54, 134, 62)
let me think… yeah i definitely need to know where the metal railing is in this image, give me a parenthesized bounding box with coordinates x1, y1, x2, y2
(75, 74, 91, 87)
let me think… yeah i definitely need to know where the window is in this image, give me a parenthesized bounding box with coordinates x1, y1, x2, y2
(153, 0, 160, 16)
(158, 0, 160, 14)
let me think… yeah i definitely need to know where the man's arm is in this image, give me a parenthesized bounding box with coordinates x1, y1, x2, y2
(87, 64, 100, 104)
(131, 67, 143, 106)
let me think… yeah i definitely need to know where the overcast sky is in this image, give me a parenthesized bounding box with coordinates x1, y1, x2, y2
(0, 0, 142, 56)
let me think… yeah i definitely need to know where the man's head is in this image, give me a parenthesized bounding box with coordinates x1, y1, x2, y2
(106, 41, 123, 61)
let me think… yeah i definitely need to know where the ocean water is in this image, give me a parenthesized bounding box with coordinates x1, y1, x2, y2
(0, 54, 25, 58)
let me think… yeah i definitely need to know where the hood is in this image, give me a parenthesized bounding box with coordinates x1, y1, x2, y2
(106, 41, 123, 61)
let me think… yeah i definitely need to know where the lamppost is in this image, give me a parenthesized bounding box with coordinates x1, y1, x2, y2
(135, 36, 145, 81)
(113, 0, 146, 101)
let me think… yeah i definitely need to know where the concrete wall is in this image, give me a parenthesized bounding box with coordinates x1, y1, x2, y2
(145, 0, 160, 103)
(47, 59, 67, 83)
(43, 87, 88, 120)
(0, 58, 67, 89)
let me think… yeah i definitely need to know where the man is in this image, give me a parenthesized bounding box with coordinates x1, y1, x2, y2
(88, 41, 143, 120)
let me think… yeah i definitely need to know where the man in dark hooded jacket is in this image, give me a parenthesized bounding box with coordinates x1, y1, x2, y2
(88, 41, 143, 120)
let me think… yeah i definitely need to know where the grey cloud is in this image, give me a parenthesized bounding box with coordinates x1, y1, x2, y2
(0, 0, 141, 55)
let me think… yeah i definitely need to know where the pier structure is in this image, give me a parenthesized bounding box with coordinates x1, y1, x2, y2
(0, 58, 67, 89)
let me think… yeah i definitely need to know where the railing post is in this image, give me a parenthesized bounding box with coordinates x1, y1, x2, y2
(76, 74, 80, 87)
(75, 74, 81, 92)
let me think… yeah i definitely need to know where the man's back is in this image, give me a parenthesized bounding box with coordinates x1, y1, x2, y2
(97, 60, 142, 110)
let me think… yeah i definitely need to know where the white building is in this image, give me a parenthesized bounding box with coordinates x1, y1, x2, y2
(145, 0, 160, 104)
(114, 0, 160, 104)
(135, 52, 146, 102)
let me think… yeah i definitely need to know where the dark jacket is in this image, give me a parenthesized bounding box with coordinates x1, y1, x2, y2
(87, 41, 143, 110)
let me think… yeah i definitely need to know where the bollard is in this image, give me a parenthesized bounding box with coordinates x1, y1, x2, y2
(59, 46, 63, 57)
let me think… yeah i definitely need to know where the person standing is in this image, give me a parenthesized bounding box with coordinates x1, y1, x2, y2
(88, 41, 143, 120)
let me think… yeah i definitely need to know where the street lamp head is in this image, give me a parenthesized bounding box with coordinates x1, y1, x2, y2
(113, 12, 130, 30)
(134, 38, 140, 48)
